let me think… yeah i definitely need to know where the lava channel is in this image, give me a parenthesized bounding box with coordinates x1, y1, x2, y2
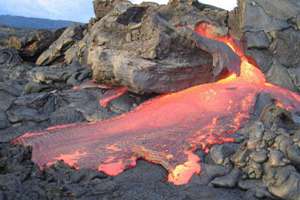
(13, 23, 300, 185)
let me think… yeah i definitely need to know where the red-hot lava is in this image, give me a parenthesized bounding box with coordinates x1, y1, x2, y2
(13, 23, 300, 185)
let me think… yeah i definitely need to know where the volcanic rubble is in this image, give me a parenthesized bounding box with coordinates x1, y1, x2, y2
(0, 0, 300, 199)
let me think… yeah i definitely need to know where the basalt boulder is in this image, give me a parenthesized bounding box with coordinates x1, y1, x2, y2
(85, 1, 239, 94)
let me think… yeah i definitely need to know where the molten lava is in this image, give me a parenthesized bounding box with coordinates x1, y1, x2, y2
(13, 23, 300, 185)
(100, 86, 128, 107)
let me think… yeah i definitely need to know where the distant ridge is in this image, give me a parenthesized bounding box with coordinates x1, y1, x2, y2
(0, 15, 81, 30)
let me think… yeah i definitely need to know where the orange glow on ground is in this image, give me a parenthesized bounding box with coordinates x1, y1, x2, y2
(13, 23, 300, 185)
(51, 150, 87, 169)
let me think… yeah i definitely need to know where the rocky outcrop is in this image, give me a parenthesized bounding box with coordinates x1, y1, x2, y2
(232, 108, 300, 200)
(36, 25, 86, 66)
(31, 1, 237, 94)
(26, 63, 91, 92)
(7, 29, 59, 61)
(229, 0, 300, 92)
(82, 1, 240, 94)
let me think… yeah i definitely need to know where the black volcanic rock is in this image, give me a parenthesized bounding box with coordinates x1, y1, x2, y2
(7, 29, 58, 61)
(0, 25, 66, 62)
(229, 0, 300, 92)
(81, 1, 240, 94)
(36, 25, 86, 66)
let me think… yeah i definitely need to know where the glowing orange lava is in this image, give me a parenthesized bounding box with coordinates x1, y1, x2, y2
(100, 86, 128, 107)
(13, 23, 300, 185)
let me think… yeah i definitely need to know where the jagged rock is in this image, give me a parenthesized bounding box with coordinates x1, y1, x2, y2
(86, 1, 241, 94)
(7, 29, 58, 61)
(87, 3, 212, 93)
(230, 0, 300, 92)
(36, 25, 86, 66)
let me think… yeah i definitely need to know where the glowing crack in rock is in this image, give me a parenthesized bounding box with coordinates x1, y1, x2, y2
(13, 23, 300, 185)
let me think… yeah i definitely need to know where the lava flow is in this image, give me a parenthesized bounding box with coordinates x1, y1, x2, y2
(13, 23, 300, 185)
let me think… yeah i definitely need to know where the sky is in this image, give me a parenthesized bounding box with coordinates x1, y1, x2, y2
(0, 0, 237, 22)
